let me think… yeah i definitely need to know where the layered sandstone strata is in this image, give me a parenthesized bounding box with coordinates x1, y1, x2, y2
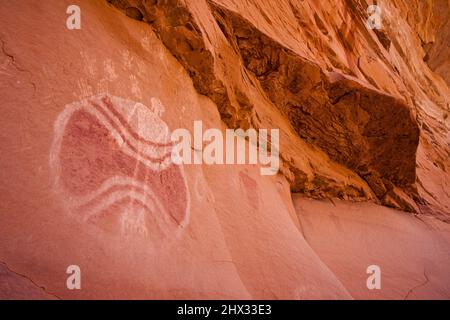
(0, 0, 449, 299)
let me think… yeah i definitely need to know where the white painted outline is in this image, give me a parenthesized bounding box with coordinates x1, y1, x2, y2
(49, 93, 191, 239)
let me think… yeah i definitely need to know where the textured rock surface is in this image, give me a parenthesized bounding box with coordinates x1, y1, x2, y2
(294, 196, 450, 299)
(0, 0, 449, 299)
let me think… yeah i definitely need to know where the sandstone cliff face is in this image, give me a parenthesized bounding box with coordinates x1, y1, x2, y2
(0, 0, 449, 299)
(107, 0, 450, 215)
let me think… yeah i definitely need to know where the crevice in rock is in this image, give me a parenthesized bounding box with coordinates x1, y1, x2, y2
(404, 270, 429, 300)
(125, 7, 144, 21)
(0, 38, 37, 95)
(0, 261, 61, 299)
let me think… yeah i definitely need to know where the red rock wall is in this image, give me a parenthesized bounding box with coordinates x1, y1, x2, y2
(0, 0, 449, 299)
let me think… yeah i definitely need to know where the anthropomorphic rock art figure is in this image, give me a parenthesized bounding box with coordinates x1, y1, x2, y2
(50, 94, 190, 244)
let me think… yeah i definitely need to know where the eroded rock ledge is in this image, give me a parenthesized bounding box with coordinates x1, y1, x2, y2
(210, 3, 420, 210)
(108, 0, 421, 212)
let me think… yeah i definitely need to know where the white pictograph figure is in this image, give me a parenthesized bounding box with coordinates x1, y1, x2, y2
(50, 94, 190, 243)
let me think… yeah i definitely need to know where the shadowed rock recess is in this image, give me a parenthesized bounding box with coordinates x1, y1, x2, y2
(109, 0, 422, 211)
(0, 0, 449, 299)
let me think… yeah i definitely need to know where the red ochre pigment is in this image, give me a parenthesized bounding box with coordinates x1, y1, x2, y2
(53, 94, 189, 239)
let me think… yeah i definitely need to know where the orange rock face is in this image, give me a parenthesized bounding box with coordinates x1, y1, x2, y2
(0, 0, 449, 299)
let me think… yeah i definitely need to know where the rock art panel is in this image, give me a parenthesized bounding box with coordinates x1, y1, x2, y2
(50, 94, 190, 245)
